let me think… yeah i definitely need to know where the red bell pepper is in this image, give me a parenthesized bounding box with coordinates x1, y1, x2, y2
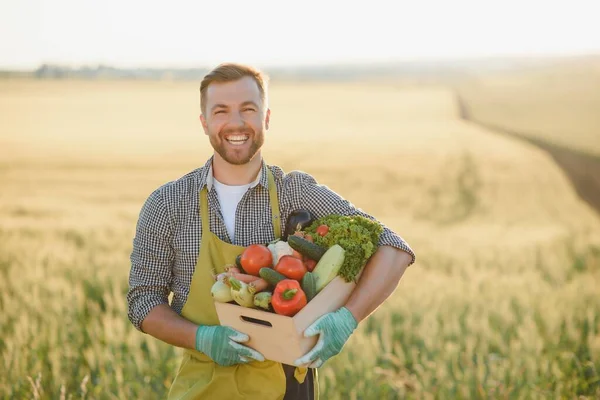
(272, 279, 307, 316)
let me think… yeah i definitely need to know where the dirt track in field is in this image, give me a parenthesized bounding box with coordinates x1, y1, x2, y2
(456, 92, 600, 216)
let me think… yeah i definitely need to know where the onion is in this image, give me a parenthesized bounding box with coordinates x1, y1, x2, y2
(211, 280, 233, 303)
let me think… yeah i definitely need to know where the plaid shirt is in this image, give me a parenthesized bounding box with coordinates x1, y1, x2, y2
(127, 156, 415, 331)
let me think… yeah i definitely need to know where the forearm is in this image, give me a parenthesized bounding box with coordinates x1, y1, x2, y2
(344, 245, 411, 322)
(140, 304, 198, 350)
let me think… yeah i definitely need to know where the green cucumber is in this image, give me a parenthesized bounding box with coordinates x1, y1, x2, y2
(301, 272, 317, 301)
(287, 235, 327, 261)
(312, 245, 345, 292)
(235, 254, 244, 272)
(259, 268, 287, 287)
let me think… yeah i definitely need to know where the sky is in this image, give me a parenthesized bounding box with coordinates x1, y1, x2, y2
(1, 0, 599, 69)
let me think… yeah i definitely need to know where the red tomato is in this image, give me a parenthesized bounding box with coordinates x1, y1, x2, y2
(240, 244, 273, 276)
(304, 259, 317, 272)
(275, 255, 307, 281)
(316, 225, 329, 236)
(291, 250, 303, 260)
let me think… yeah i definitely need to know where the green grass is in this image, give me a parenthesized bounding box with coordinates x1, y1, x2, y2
(2, 223, 599, 399)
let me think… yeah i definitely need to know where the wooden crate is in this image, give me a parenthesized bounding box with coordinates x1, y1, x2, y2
(214, 276, 356, 366)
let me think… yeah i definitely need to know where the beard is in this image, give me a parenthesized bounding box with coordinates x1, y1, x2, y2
(209, 127, 264, 166)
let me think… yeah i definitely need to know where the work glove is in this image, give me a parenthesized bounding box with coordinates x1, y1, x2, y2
(195, 325, 264, 366)
(293, 306, 358, 368)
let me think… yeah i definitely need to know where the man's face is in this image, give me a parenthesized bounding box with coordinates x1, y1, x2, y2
(200, 76, 270, 166)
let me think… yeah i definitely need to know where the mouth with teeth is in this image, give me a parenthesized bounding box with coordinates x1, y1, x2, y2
(225, 134, 250, 146)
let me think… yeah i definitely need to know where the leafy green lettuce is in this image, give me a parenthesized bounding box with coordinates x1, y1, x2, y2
(304, 214, 383, 282)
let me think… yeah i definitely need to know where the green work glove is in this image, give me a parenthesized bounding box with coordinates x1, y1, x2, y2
(195, 325, 264, 366)
(294, 307, 358, 368)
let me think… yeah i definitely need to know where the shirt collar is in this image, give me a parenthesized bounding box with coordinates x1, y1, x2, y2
(198, 155, 269, 191)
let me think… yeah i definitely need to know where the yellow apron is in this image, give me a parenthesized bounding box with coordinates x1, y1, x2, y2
(167, 169, 315, 400)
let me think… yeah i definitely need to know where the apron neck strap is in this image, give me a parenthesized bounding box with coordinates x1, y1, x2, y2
(200, 167, 281, 239)
(200, 186, 210, 235)
(267, 168, 281, 239)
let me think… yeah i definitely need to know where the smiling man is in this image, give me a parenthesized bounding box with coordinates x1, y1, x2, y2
(203, 74, 267, 168)
(127, 63, 416, 399)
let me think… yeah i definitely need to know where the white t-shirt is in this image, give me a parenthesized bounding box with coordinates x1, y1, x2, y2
(212, 178, 252, 242)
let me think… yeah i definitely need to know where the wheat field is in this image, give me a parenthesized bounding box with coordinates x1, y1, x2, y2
(456, 56, 600, 157)
(1, 78, 600, 399)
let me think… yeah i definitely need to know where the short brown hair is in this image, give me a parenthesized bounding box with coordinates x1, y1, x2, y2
(200, 63, 269, 114)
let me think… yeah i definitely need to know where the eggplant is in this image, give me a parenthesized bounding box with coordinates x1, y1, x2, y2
(283, 209, 315, 240)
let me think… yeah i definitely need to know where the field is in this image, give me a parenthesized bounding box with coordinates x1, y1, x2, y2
(456, 56, 600, 158)
(1, 76, 600, 399)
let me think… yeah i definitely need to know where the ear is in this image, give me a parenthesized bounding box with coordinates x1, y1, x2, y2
(200, 114, 209, 135)
(265, 108, 271, 130)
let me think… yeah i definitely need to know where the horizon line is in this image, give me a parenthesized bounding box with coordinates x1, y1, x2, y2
(3, 51, 600, 72)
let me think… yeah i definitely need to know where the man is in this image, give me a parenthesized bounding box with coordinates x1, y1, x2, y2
(127, 63, 415, 399)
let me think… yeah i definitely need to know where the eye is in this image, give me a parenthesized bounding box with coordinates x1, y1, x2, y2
(214, 110, 226, 115)
(242, 108, 256, 112)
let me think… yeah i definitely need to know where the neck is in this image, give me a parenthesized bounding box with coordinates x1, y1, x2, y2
(212, 152, 263, 186)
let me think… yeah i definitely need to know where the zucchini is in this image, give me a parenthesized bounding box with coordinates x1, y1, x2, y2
(301, 272, 317, 301)
(312, 245, 345, 292)
(288, 235, 327, 261)
(259, 267, 287, 287)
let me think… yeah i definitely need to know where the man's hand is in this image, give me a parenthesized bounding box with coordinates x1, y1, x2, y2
(294, 307, 358, 368)
(196, 325, 265, 366)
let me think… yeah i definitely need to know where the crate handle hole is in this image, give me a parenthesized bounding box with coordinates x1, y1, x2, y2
(240, 316, 273, 327)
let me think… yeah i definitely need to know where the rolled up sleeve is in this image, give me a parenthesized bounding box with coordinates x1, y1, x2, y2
(298, 173, 416, 266)
(127, 187, 174, 332)
(377, 226, 416, 266)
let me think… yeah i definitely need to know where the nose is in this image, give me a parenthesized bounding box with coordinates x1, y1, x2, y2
(227, 110, 245, 128)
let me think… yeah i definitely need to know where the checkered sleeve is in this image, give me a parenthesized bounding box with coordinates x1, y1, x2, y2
(298, 172, 416, 266)
(127, 186, 175, 332)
